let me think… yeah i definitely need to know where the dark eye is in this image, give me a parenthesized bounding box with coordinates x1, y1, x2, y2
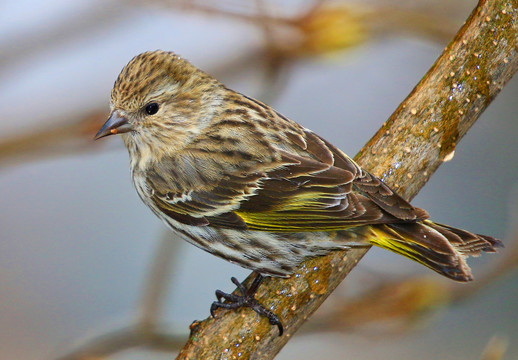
(144, 102, 159, 115)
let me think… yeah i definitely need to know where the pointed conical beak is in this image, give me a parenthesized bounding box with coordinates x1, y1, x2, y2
(94, 112, 133, 140)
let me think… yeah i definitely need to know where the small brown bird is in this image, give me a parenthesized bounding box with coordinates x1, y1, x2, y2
(95, 50, 502, 335)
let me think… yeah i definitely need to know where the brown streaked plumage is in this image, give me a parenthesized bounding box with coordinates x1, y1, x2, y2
(95, 50, 502, 334)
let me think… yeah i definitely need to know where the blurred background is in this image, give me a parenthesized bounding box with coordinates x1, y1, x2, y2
(1, 0, 517, 359)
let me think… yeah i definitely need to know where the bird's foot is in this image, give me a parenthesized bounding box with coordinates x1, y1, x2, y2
(210, 274, 284, 336)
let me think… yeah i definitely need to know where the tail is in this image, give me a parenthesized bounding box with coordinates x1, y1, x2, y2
(368, 220, 503, 281)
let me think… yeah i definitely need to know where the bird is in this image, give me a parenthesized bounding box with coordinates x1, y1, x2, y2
(95, 50, 502, 335)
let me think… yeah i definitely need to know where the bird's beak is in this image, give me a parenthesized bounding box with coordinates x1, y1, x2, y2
(94, 112, 133, 140)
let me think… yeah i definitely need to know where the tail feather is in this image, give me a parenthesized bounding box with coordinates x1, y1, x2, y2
(424, 221, 503, 254)
(368, 221, 502, 282)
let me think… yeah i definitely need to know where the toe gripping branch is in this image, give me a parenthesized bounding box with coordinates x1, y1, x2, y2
(210, 274, 284, 336)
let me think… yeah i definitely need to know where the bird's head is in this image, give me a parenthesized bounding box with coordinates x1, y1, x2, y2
(95, 50, 222, 159)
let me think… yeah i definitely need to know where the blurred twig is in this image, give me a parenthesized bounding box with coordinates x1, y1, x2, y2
(55, 231, 186, 360)
(157, 0, 464, 56)
(55, 326, 184, 360)
(137, 232, 184, 333)
(0, 110, 107, 169)
(480, 335, 508, 360)
(302, 275, 450, 335)
(0, 0, 126, 71)
(177, 1, 518, 358)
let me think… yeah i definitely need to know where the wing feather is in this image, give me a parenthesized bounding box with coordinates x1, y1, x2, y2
(146, 123, 426, 232)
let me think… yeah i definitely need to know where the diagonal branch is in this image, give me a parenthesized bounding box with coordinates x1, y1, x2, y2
(177, 1, 518, 359)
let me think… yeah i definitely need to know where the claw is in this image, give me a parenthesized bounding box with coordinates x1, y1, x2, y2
(210, 274, 284, 336)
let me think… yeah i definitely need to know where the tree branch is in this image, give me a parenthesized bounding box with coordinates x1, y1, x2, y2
(177, 1, 518, 358)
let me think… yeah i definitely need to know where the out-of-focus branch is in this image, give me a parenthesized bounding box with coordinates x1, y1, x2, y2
(0, 110, 107, 168)
(301, 275, 450, 335)
(480, 335, 508, 360)
(177, 1, 518, 359)
(0, 1, 125, 70)
(55, 231, 186, 360)
(55, 327, 185, 360)
(137, 232, 184, 333)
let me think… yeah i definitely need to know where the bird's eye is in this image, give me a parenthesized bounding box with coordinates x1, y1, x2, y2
(144, 103, 159, 115)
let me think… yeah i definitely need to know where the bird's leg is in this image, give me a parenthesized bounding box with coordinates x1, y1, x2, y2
(210, 273, 284, 335)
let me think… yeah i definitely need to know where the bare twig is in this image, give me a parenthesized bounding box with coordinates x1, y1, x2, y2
(177, 1, 518, 359)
